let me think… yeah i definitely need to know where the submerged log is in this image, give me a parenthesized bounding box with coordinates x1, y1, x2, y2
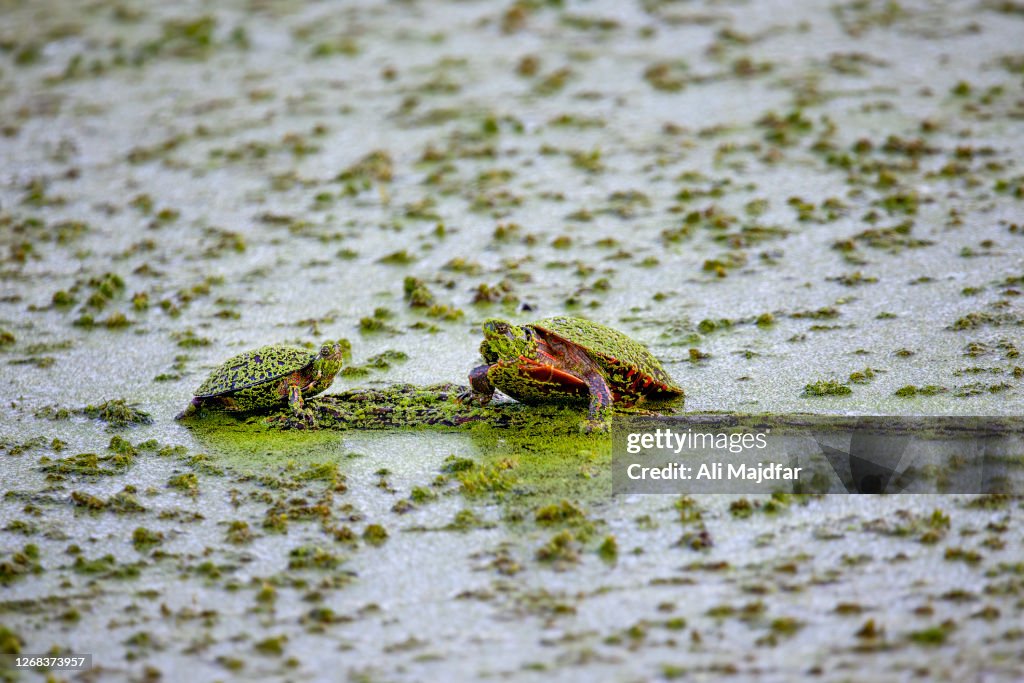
(266, 383, 620, 432)
(258, 383, 1023, 438)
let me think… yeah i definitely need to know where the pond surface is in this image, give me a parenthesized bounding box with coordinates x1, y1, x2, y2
(1, 0, 1022, 680)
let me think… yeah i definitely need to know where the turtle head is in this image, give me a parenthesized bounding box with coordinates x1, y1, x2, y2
(481, 319, 536, 361)
(315, 339, 351, 377)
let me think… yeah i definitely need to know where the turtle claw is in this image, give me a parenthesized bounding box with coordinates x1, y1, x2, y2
(295, 408, 318, 429)
(456, 390, 491, 406)
(273, 405, 318, 430)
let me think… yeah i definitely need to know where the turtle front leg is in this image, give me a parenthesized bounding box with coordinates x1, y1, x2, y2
(582, 372, 614, 434)
(303, 366, 323, 390)
(458, 364, 496, 405)
(287, 383, 317, 427)
(175, 397, 202, 421)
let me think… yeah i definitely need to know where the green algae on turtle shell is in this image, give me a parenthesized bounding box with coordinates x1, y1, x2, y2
(178, 342, 348, 423)
(193, 344, 337, 398)
(532, 317, 681, 388)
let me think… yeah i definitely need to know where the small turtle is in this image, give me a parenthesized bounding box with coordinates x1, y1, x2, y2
(176, 341, 349, 423)
(462, 317, 683, 432)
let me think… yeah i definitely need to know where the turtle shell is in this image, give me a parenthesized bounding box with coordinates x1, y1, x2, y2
(195, 345, 317, 398)
(530, 317, 683, 399)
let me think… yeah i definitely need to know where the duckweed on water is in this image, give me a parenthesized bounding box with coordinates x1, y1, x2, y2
(848, 367, 878, 384)
(287, 546, 342, 570)
(908, 622, 955, 646)
(131, 527, 164, 551)
(253, 635, 288, 656)
(70, 490, 106, 510)
(802, 380, 852, 397)
(445, 509, 489, 531)
(597, 535, 618, 561)
(72, 554, 142, 580)
(167, 473, 199, 492)
(535, 500, 586, 525)
(3, 1, 1024, 679)
(0, 545, 42, 585)
(894, 385, 948, 397)
(458, 462, 517, 496)
(108, 488, 146, 514)
(535, 530, 579, 566)
(362, 524, 388, 545)
(441, 455, 476, 473)
(40, 450, 135, 477)
(80, 399, 153, 428)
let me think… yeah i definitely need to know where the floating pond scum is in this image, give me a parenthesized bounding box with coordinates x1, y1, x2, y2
(3, 0, 1024, 680)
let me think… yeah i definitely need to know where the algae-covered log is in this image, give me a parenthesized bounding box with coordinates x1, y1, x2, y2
(260, 383, 1023, 438)
(264, 383, 680, 433)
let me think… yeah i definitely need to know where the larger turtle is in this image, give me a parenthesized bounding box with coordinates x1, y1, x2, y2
(462, 317, 683, 432)
(176, 341, 349, 424)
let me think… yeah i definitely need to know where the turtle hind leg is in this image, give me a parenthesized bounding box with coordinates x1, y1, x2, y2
(582, 372, 614, 434)
(287, 383, 317, 428)
(175, 397, 202, 421)
(459, 364, 496, 405)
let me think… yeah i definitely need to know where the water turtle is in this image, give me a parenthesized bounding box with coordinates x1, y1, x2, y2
(462, 317, 683, 432)
(176, 341, 349, 423)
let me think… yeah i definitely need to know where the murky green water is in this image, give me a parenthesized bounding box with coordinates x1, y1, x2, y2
(1, 0, 1023, 680)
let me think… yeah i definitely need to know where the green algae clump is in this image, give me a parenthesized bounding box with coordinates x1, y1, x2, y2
(894, 385, 948, 397)
(536, 530, 579, 565)
(802, 380, 852, 397)
(363, 524, 389, 545)
(535, 500, 586, 525)
(81, 399, 153, 428)
(0, 544, 42, 585)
